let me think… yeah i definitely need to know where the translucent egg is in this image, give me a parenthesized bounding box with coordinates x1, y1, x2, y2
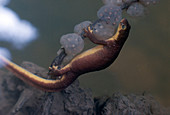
(102, 0, 123, 6)
(60, 33, 84, 56)
(127, 3, 145, 17)
(140, 0, 159, 5)
(97, 4, 122, 25)
(93, 21, 116, 40)
(74, 21, 92, 35)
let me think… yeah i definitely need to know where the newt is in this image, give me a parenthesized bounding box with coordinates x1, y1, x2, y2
(0, 18, 131, 92)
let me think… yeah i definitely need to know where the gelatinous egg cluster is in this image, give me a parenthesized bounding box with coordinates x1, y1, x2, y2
(97, 4, 122, 25)
(102, 0, 123, 6)
(59, 0, 159, 63)
(102, 0, 159, 6)
(60, 21, 92, 63)
(60, 21, 93, 63)
(101, 0, 159, 17)
(126, 0, 158, 17)
(127, 3, 145, 17)
(93, 21, 115, 40)
(139, 0, 159, 5)
(60, 33, 84, 56)
(95, 4, 122, 40)
(74, 21, 92, 35)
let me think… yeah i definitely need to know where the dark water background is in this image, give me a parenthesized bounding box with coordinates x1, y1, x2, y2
(1, 0, 169, 106)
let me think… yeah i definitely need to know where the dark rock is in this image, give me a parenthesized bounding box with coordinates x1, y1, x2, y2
(94, 93, 170, 115)
(0, 61, 94, 115)
(0, 61, 169, 115)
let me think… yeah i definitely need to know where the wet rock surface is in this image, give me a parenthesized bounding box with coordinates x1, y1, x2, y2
(0, 61, 169, 115)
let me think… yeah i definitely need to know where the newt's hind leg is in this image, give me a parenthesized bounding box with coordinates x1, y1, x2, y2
(48, 64, 71, 76)
(84, 26, 107, 45)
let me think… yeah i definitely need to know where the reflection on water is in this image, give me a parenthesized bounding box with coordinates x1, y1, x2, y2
(0, 0, 169, 106)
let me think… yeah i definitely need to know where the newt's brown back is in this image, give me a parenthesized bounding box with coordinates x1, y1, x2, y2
(70, 41, 122, 74)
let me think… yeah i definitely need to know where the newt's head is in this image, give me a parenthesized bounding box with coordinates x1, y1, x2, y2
(114, 18, 131, 44)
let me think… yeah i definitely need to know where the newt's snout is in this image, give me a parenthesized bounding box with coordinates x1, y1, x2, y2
(120, 18, 128, 23)
(120, 18, 131, 30)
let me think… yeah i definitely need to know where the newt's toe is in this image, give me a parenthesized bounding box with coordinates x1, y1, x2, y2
(48, 66, 61, 76)
(83, 26, 93, 38)
(49, 67, 52, 70)
(87, 26, 93, 33)
(52, 65, 58, 70)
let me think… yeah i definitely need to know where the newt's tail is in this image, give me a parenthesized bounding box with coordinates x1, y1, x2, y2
(0, 55, 77, 92)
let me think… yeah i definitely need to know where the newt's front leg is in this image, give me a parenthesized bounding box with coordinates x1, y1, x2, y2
(49, 27, 107, 76)
(84, 27, 107, 45)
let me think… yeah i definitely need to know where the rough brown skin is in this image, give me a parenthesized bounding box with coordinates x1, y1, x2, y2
(0, 18, 131, 92)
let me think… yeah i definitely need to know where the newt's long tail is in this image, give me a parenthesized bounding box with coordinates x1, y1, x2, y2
(0, 55, 77, 92)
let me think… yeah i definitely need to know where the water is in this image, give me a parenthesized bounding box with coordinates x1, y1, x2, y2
(0, 0, 169, 106)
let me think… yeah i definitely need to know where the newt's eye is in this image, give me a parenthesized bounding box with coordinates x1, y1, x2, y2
(121, 23, 126, 30)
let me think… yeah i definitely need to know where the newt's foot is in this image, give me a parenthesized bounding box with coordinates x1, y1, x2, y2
(48, 66, 61, 76)
(84, 26, 107, 45)
(83, 26, 94, 38)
